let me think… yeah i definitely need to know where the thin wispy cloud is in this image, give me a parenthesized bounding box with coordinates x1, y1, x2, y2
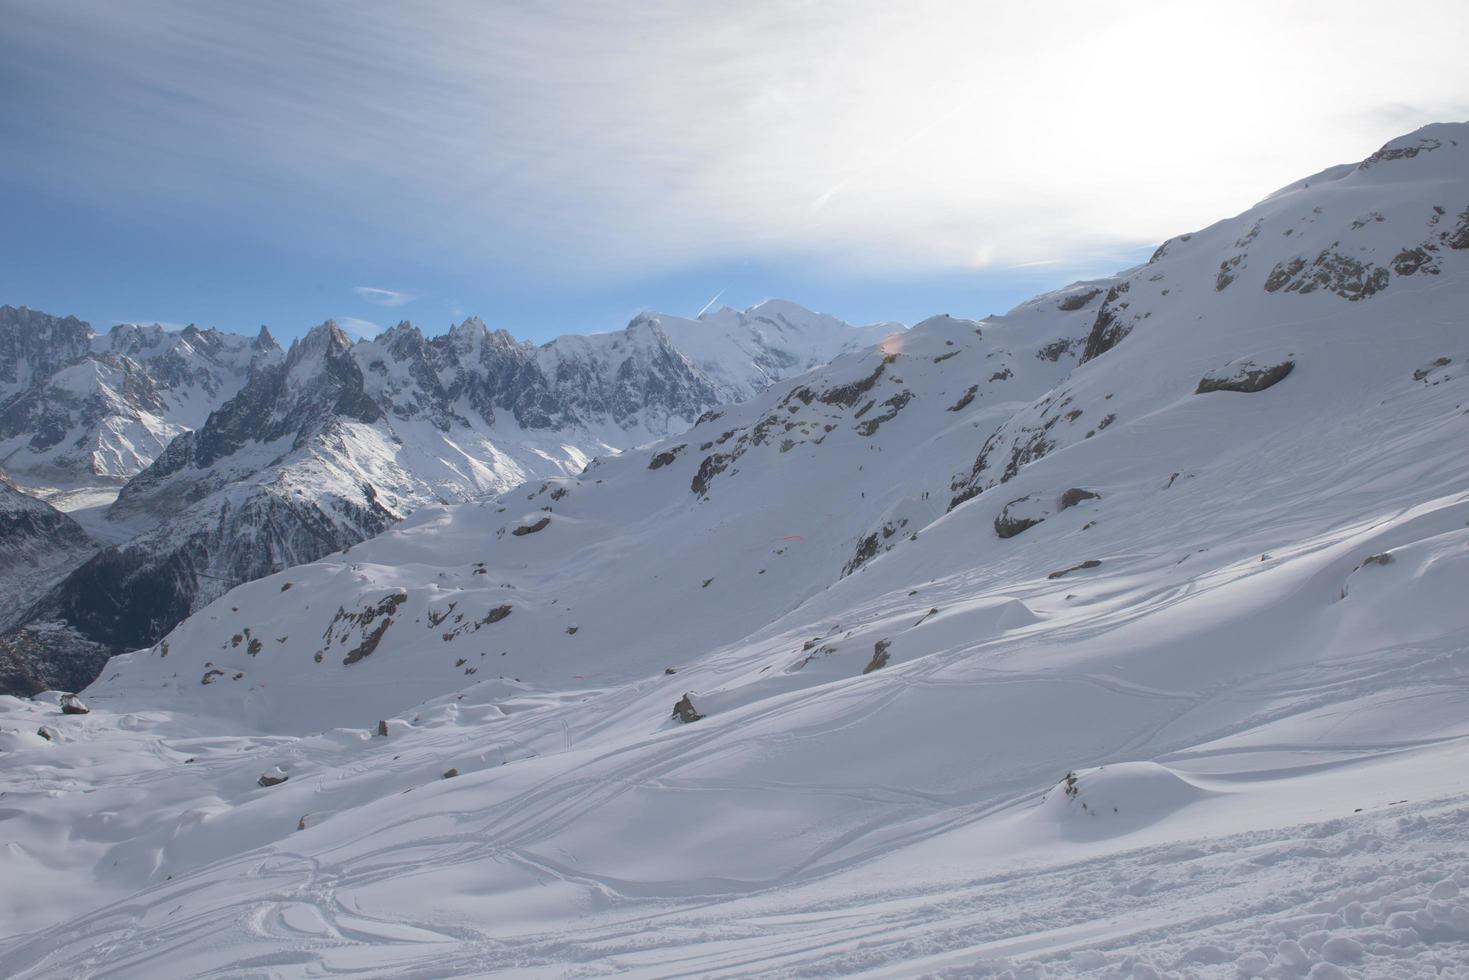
(353, 287, 415, 307)
(3, 1, 1467, 293)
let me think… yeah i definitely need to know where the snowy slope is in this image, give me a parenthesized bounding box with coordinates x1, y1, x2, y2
(4, 123, 1469, 978)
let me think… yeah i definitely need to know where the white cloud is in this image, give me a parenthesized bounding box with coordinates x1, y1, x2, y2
(7, 1, 1469, 282)
(335, 317, 381, 340)
(353, 286, 415, 307)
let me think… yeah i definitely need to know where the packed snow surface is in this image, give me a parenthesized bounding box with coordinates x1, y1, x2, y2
(3, 124, 1469, 977)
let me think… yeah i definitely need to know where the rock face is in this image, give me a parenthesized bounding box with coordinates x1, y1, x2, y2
(0, 476, 95, 615)
(0, 303, 893, 695)
(1195, 360, 1295, 395)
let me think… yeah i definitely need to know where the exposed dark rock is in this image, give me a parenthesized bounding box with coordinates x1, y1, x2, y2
(863, 638, 891, 674)
(59, 693, 89, 715)
(1358, 136, 1441, 169)
(648, 444, 687, 470)
(1059, 488, 1100, 510)
(442, 768, 459, 779)
(484, 604, 512, 624)
(672, 693, 703, 723)
(690, 453, 732, 497)
(1392, 247, 1440, 277)
(818, 362, 887, 408)
(1057, 289, 1101, 312)
(946, 386, 978, 412)
(1148, 234, 1190, 264)
(1001, 430, 1055, 483)
(37, 725, 58, 741)
(855, 390, 913, 437)
(376, 719, 389, 736)
(337, 608, 396, 669)
(995, 496, 1046, 539)
(1362, 553, 1394, 567)
(1414, 357, 1452, 381)
(258, 768, 289, 787)
(511, 516, 551, 536)
(1048, 560, 1102, 580)
(1263, 249, 1389, 300)
(843, 532, 881, 578)
(1036, 338, 1079, 362)
(664, 666, 677, 675)
(1216, 255, 1244, 291)
(1080, 283, 1133, 362)
(1448, 207, 1469, 250)
(1195, 360, 1295, 395)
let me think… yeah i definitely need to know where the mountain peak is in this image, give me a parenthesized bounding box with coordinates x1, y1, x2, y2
(291, 320, 355, 359)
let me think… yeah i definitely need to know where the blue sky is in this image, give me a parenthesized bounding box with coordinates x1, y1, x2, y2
(2, 1, 1465, 343)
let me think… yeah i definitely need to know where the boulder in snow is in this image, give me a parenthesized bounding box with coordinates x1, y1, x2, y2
(672, 693, 703, 723)
(1194, 358, 1294, 394)
(258, 766, 289, 787)
(995, 495, 1049, 539)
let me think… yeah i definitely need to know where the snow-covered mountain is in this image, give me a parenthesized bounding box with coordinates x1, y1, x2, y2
(4, 123, 1469, 977)
(0, 302, 896, 695)
(0, 306, 280, 488)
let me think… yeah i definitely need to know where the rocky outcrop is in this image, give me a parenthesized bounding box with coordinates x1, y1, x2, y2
(1080, 284, 1134, 362)
(1263, 250, 1389, 301)
(258, 767, 289, 787)
(672, 694, 703, 723)
(1058, 488, 1100, 510)
(511, 516, 551, 536)
(995, 496, 1049, 539)
(1048, 560, 1101, 580)
(863, 639, 892, 674)
(1195, 359, 1295, 395)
